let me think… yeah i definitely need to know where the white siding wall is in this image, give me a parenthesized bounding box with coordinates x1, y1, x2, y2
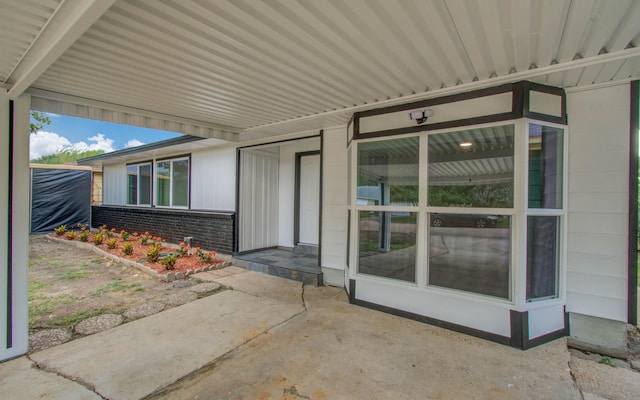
(191, 146, 236, 211)
(102, 163, 127, 205)
(239, 150, 279, 251)
(321, 126, 349, 277)
(278, 138, 321, 247)
(566, 83, 630, 322)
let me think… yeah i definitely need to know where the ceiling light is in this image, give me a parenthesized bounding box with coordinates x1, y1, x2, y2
(460, 142, 473, 147)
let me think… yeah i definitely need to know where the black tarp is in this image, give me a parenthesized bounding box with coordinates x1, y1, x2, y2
(30, 168, 91, 234)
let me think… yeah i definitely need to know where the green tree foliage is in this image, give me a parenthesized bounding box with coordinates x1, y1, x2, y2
(31, 149, 104, 164)
(30, 111, 51, 134)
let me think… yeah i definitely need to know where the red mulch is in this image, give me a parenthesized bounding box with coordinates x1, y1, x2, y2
(55, 231, 225, 276)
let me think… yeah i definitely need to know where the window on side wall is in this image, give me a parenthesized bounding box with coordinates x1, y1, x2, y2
(155, 157, 189, 208)
(356, 136, 420, 283)
(127, 163, 151, 206)
(526, 123, 564, 301)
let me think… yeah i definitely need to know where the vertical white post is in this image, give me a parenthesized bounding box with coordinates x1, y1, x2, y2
(0, 93, 30, 361)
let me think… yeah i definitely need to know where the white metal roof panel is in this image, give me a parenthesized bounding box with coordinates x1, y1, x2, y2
(2, 0, 639, 139)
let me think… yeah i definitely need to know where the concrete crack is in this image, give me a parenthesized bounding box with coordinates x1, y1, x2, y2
(143, 300, 309, 399)
(301, 283, 308, 311)
(567, 360, 585, 400)
(27, 354, 108, 400)
(284, 384, 311, 399)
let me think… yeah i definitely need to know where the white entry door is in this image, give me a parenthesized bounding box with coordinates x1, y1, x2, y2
(298, 154, 320, 245)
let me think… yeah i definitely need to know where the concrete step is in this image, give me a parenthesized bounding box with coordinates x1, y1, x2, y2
(232, 257, 323, 286)
(293, 244, 318, 256)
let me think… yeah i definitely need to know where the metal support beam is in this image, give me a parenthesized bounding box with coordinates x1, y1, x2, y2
(5, 0, 116, 99)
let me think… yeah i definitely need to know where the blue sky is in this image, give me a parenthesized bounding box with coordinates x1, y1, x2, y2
(29, 112, 182, 160)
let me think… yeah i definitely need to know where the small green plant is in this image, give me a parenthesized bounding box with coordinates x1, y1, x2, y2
(140, 233, 150, 245)
(122, 242, 134, 255)
(65, 231, 76, 240)
(599, 356, 617, 367)
(120, 230, 130, 241)
(79, 231, 89, 242)
(146, 243, 161, 263)
(53, 225, 67, 236)
(106, 237, 117, 249)
(159, 254, 178, 270)
(76, 222, 89, 232)
(93, 233, 105, 245)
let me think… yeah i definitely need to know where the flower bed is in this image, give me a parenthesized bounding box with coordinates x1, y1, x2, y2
(50, 224, 229, 281)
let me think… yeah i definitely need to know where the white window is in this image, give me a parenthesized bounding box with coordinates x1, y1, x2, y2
(155, 157, 189, 208)
(127, 163, 151, 206)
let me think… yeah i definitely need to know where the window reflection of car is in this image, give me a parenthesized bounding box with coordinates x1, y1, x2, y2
(431, 213, 498, 228)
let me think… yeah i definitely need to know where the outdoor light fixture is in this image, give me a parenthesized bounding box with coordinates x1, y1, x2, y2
(408, 109, 433, 125)
(459, 141, 473, 147)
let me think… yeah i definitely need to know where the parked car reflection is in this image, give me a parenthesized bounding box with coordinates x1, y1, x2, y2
(430, 213, 498, 228)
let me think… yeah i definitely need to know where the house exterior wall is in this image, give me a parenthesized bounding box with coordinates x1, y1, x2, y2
(321, 126, 349, 286)
(565, 83, 631, 356)
(91, 206, 235, 254)
(566, 83, 630, 321)
(191, 146, 236, 211)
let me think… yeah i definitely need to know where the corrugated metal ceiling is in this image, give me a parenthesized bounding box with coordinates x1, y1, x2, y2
(2, 0, 640, 140)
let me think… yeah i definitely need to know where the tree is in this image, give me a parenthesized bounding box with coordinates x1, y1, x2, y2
(31, 149, 105, 164)
(30, 111, 51, 134)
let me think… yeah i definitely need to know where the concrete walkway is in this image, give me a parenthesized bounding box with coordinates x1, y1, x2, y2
(1, 267, 638, 399)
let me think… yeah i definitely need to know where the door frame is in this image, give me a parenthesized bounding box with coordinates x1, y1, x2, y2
(294, 150, 321, 246)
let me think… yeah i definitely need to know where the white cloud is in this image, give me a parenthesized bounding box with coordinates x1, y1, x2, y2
(29, 131, 71, 160)
(125, 139, 145, 148)
(43, 112, 61, 118)
(67, 133, 115, 153)
(30, 132, 115, 160)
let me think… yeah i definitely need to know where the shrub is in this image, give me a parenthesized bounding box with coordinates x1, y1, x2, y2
(146, 243, 161, 263)
(159, 254, 177, 270)
(54, 225, 67, 236)
(122, 242, 134, 255)
(177, 242, 191, 257)
(196, 248, 217, 263)
(120, 230, 130, 241)
(93, 233, 105, 245)
(106, 238, 117, 249)
(76, 222, 89, 232)
(65, 231, 76, 240)
(79, 231, 89, 242)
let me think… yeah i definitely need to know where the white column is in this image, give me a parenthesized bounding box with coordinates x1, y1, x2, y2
(0, 93, 30, 361)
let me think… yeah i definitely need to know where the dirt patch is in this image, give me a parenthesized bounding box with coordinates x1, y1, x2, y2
(28, 235, 226, 351)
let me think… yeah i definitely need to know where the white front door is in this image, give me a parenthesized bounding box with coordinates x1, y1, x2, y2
(298, 154, 320, 245)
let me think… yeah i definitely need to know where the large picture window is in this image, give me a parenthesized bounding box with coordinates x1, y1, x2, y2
(127, 163, 151, 206)
(350, 120, 564, 304)
(155, 157, 189, 208)
(426, 125, 514, 299)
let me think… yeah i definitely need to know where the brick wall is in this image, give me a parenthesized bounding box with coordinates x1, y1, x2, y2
(92, 206, 235, 254)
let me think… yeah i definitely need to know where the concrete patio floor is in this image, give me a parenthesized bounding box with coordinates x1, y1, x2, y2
(1, 267, 638, 399)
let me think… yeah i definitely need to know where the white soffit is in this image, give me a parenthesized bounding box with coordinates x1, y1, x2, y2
(2, 0, 640, 141)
